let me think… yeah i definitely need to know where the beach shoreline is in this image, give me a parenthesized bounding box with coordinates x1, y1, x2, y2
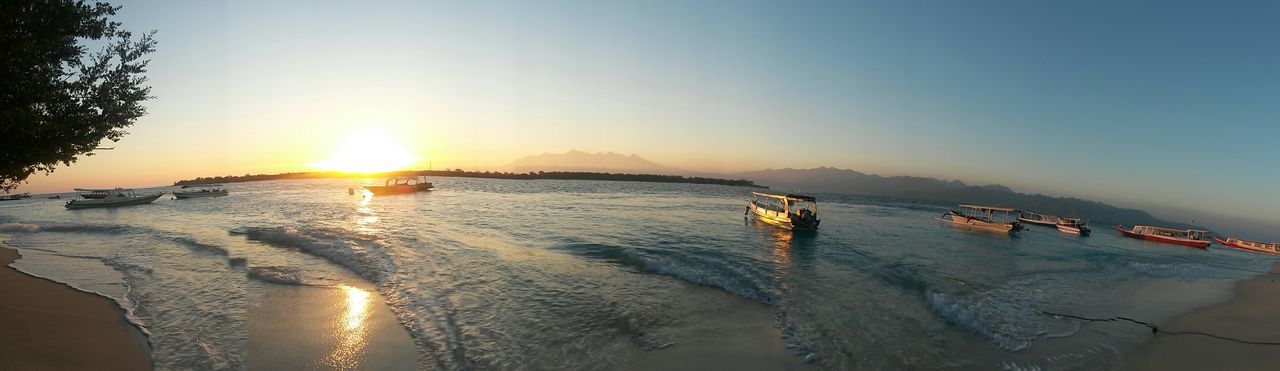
(1125, 261, 1280, 369)
(0, 244, 152, 370)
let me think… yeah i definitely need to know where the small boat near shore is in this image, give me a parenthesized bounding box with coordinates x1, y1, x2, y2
(937, 204, 1023, 234)
(173, 184, 229, 199)
(1055, 217, 1091, 236)
(364, 175, 433, 195)
(1214, 237, 1278, 255)
(1114, 225, 1211, 248)
(0, 193, 31, 201)
(747, 192, 820, 230)
(1018, 211, 1060, 228)
(66, 188, 163, 209)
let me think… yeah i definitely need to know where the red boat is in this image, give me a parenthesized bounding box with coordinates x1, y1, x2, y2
(1114, 225, 1212, 248)
(1214, 237, 1279, 255)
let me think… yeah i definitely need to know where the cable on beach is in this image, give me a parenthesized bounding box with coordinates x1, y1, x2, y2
(1041, 310, 1280, 346)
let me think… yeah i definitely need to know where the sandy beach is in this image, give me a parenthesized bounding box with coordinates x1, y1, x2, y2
(1127, 262, 1280, 370)
(0, 245, 151, 370)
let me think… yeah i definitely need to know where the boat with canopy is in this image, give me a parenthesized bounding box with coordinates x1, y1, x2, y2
(1114, 225, 1212, 248)
(1214, 237, 1278, 255)
(937, 204, 1023, 234)
(66, 188, 163, 209)
(173, 184, 229, 199)
(364, 175, 434, 195)
(746, 192, 820, 230)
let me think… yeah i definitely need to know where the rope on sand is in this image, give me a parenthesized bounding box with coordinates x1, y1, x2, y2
(1041, 310, 1280, 346)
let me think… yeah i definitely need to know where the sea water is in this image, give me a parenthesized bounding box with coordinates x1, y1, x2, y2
(1, 178, 1275, 369)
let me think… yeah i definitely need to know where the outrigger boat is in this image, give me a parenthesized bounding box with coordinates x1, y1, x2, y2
(1214, 237, 1279, 255)
(66, 188, 163, 209)
(937, 204, 1023, 234)
(1114, 225, 1212, 248)
(364, 175, 433, 195)
(1018, 211, 1060, 228)
(173, 184, 229, 199)
(747, 192, 820, 230)
(1055, 217, 1091, 236)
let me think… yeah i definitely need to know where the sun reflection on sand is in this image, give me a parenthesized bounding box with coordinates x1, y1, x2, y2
(325, 285, 371, 368)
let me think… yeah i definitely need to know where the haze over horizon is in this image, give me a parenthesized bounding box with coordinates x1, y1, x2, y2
(12, 0, 1279, 229)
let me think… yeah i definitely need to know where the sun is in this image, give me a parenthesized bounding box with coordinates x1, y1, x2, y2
(316, 128, 416, 173)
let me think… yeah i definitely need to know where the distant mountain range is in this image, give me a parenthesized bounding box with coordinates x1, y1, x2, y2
(505, 150, 678, 174)
(507, 152, 1173, 226)
(736, 167, 1170, 226)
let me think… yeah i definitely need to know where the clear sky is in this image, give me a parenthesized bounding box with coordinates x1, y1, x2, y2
(16, 0, 1279, 228)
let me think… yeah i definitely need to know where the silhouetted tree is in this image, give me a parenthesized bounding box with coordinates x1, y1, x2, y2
(0, 1, 156, 191)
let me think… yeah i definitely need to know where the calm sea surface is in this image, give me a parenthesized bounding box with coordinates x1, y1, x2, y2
(1, 178, 1275, 369)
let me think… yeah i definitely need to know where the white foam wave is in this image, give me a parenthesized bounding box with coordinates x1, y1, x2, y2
(0, 222, 40, 233)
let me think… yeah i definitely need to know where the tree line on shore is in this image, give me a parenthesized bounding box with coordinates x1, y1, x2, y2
(173, 169, 765, 188)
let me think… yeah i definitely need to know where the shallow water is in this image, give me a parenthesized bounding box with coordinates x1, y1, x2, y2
(1, 178, 1275, 369)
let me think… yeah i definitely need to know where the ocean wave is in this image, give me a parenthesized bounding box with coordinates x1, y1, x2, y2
(234, 226, 393, 284)
(552, 242, 773, 304)
(926, 278, 1078, 352)
(1126, 261, 1242, 280)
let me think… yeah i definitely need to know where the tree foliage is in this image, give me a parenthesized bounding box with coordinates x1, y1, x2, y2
(0, 1, 156, 192)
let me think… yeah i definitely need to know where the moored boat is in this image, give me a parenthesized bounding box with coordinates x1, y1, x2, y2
(1114, 225, 1211, 248)
(1018, 211, 1060, 228)
(174, 184, 229, 199)
(1214, 237, 1279, 255)
(364, 175, 433, 195)
(66, 188, 163, 209)
(747, 192, 820, 230)
(0, 193, 31, 201)
(937, 204, 1023, 234)
(1055, 217, 1091, 236)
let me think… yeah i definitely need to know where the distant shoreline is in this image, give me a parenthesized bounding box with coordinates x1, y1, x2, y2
(174, 170, 767, 188)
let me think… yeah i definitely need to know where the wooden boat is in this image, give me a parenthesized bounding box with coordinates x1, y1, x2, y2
(747, 192, 820, 230)
(173, 184, 229, 199)
(1214, 237, 1279, 255)
(937, 204, 1023, 234)
(364, 176, 433, 195)
(1114, 225, 1212, 248)
(1018, 211, 1060, 228)
(66, 188, 163, 209)
(1055, 217, 1091, 236)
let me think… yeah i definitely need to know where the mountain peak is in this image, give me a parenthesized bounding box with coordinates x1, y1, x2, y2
(506, 150, 676, 174)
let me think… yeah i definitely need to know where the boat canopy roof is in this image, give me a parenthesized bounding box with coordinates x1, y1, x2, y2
(181, 184, 223, 188)
(74, 188, 127, 192)
(959, 204, 1018, 212)
(1134, 225, 1210, 233)
(752, 192, 816, 202)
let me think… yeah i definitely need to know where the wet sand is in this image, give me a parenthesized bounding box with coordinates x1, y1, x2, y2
(0, 245, 152, 370)
(247, 283, 418, 369)
(1127, 262, 1280, 370)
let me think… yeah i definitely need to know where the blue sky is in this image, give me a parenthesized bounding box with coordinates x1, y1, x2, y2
(23, 0, 1279, 234)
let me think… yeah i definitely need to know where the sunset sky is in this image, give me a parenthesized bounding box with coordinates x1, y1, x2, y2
(16, 0, 1279, 226)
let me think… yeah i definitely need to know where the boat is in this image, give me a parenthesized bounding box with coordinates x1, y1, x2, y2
(0, 193, 31, 201)
(1018, 211, 1060, 228)
(937, 204, 1023, 234)
(1114, 225, 1212, 248)
(1214, 237, 1279, 255)
(364, 175, 433, 195)
(65, 188, 163, 209)
(173, 184, 229, 199)
(746, 192, 820, 230)
(1055, 217, 1091, 236)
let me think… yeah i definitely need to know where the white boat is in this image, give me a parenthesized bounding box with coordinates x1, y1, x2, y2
(1018, 211, 1060, 228)
(937, 204, 1023, 234)
(364, 176, 433, 195)
(1055, 217, 1091, 236)
(747, 192, 820, 230)
(66, 188, 163, 209)
(174, 184, 229, 199)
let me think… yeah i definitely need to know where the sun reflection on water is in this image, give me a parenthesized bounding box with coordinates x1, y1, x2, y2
(325, 285, 371, 369)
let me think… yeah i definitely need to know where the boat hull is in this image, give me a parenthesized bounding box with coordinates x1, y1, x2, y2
(1018, 218, 1058, 228)
(1056, 224, 1090, 236)
(1214, 238, 1279, 255)
(749, 204, 817, 230)
(174, 190, 228, 199)
(65, 194, 163, 209)
(1114, 226, 1210, 248)
(365, 184, 433, 195)
(938, 214, 1020, 234)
